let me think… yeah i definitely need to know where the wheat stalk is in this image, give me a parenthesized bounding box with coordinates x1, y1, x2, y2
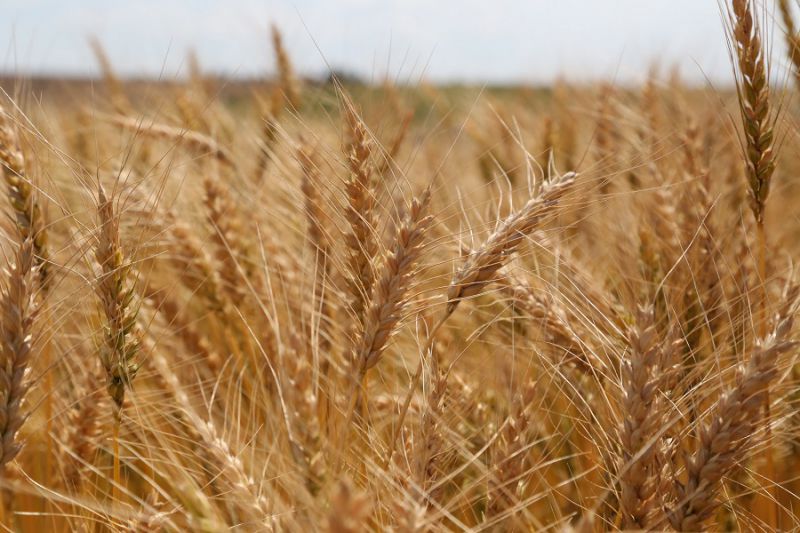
(340, 189, 432, 458)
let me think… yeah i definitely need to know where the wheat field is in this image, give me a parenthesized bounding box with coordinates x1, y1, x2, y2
(2, 1, 800, 531)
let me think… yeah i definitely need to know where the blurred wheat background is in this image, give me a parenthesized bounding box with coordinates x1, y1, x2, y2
(1, 0, 800, 531)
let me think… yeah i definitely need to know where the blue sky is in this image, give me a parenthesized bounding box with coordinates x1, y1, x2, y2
(0, 0, 785, 84)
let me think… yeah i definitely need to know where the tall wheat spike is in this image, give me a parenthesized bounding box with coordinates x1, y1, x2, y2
(95, 186, 140, 415)
(728, 0, 777, 227)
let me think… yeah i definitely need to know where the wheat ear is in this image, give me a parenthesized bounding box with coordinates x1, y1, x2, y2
(60, 363, 106, 491)
(89, 37, 133, 115)
(0, 240, 37, 484)
(618, 306, 676, 530)
(0, 106, 50, 289)
(486, 382, 536, 522)
(298, 143, 331, 350)
(495, 272, 598, 375)
(271, 24, 302, 110)
(108, 114, 235, 169)
(203, 178, 248, 306)
(728, 0, 777, 226)
(325, 480, 371, 533)
(253, 89, 283, 182)
(339, 190, 432, 456)
(148, 348, 272, 525)
(95, 186, 141, 415)
(666, 287, 798, 531)
(342, 103, 379, 324)
(387, 171, 576, 467)
(355, 189, 432, 375)
(413, 337, 447, 506)
(447, 171, 577, 313)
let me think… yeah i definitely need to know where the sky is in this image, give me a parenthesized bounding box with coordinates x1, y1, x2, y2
(0, 0, 791, 85)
